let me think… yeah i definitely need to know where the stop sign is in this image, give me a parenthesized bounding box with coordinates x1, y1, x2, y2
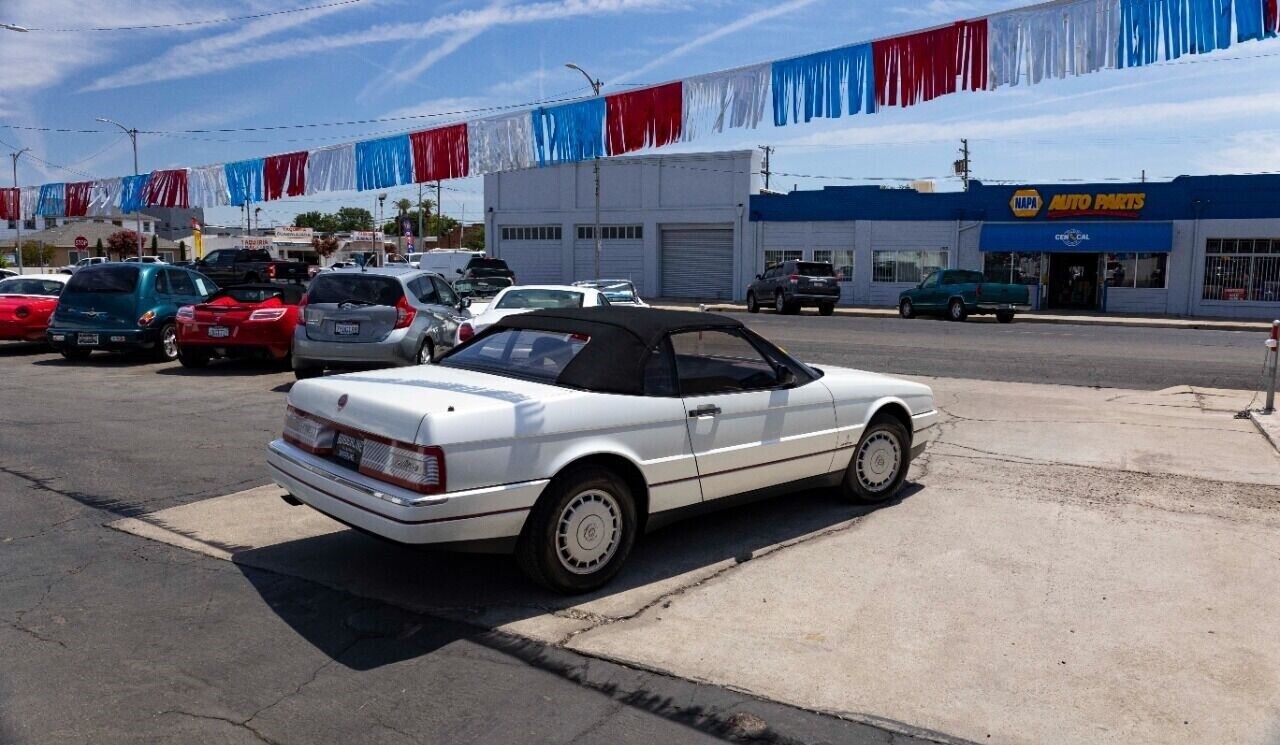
(74, 236, 88, 250)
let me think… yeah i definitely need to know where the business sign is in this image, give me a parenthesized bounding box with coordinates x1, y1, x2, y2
(1010, 189, 1147, 220)
(980, 222, 1173, 253)
(349, 231, 386, 243)
(240, 237, 273, 251)
(273, 226, 313, 241)
(1053, 228, 1090, 248)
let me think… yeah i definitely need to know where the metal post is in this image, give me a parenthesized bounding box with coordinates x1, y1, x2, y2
(417, 182, 424, 250)
(566, 63, 603, 280)
(1266, 320, 1279, 414)
(96, 118, 141, 257)
(10, 148, 28, 274)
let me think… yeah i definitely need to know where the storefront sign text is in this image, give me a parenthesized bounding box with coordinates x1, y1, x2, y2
(1010, 189, 1147, 219)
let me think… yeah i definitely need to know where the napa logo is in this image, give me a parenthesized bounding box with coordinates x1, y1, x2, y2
(1054, 228, 1091, 248)
(1010, 189, 1043, 218)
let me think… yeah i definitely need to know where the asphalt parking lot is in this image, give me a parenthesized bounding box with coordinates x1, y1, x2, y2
(2, 315, 1277, 745)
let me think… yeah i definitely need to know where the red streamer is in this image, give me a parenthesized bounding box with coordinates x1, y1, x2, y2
(143, 169, 189, 208)
(874, 18, 987, 108)
(0, 188, 18, 221)
(1268, 0, 1279, 34)
(410, 124, 469, 183)
(264, 151, 308, 200)
(64, 181, 93, 217)
(606, 82, 683, 156)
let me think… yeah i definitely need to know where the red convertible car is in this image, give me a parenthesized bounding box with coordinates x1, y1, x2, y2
(0, 274, 69, 343)
(175, 283, 304, 367)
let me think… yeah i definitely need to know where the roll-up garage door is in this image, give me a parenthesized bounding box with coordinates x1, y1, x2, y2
(500, 243, 562, 285)
(573, 241, 645, 295)
(660, 228, 734, 299)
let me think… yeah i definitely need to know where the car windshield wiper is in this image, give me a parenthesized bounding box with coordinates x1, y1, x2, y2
(337, 300, 376, 308)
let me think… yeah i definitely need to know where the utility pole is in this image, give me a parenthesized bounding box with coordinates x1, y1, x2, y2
(435, 180, 443, 248)
(417, 182, 425, 251)
(10, 147, 29, 274)
(96, 118, 143, 256)
(759, 145, 774, 191)
(566, 63, 603, 280)
(955, 139, 972, 191)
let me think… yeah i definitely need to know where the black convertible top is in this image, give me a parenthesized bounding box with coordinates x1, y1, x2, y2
(483, 307, 744, 395)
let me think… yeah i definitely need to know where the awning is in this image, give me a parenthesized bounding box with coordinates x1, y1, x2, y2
(980, 222, 1173, 253)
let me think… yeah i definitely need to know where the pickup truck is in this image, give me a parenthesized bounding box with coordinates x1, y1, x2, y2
(898, 269, 1030, 323)
(193, 249, 309, 286)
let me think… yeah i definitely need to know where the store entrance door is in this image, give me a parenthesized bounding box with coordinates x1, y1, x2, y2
(1046, 252, 1100, 310)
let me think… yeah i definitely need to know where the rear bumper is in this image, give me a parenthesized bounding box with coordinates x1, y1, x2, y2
(910, 410, 939, 460)
(266, 439, 544, 546)
(0, 321, 47, 342)
(47, 326, 158, 351)
(291, 327, 416, 369)
(178, 326, 291, 358)
(974, 303, 1030, 312)
(789, 290, 840, 303)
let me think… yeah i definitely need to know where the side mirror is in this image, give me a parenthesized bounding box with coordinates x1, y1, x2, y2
(755, 274, 762, 281)
(776, 367, 796, 388)
(459, 298, 472, 309)
(455, 268, 463, 275)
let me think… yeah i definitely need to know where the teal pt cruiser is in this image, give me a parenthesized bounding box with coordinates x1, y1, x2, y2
(47, 263, 218, 362)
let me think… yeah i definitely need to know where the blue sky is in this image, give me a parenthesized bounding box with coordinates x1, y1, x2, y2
(3, 0, 1280, 229)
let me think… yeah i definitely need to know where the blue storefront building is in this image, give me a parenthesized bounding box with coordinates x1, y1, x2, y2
(749, 175, 1280, 319)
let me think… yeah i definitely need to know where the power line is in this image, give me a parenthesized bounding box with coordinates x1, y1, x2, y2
(11, 0, 367, 32)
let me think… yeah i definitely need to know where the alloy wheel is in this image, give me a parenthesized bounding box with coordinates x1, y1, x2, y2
(855, 431, 901, 492)
(555, 489, 622, 575)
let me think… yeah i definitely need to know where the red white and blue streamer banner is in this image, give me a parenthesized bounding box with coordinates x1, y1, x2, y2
(15, 0, 1280, 216)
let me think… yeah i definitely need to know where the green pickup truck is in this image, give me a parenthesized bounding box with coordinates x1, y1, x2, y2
(898, 269, 1031, 323)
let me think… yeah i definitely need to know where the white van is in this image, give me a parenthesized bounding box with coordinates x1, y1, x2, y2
(418, 249, 484, 278)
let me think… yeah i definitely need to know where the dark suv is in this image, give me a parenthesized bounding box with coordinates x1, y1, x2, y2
(747, 261, 840, 316)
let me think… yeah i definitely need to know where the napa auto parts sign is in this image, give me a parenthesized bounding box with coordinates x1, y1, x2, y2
(1010, 188, 1146, 219)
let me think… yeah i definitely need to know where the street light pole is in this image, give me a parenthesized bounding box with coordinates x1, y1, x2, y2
(96, 117, 143, 258)
(10, 147, 29, 274)
(566, 63, 603, 280)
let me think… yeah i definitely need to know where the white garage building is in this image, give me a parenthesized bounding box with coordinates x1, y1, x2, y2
(484, 150, 761, 300)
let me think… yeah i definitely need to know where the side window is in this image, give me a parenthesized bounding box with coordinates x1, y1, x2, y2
(203, 250, 221, 265)
(670, 329, 781, 396)
(432, 277, 458, 306)
(643, 341, 678, 397)
(412, 277, 439, 304)
(921, 272, 940, 288)
(153, 270, 171, 295)
(168, 270, 197, 296)
(192, 275, 215, 297)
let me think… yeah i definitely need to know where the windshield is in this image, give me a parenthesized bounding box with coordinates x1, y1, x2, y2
(591, 282, 637, 302)
(66, 266, 140, 293)
(796, 262, 835, 277)
(0, 278, 64, 296)
(307, 274, 403, 306)
(454, 277, 512, 298)
(495, 289, 584, 310)
(440, 328, 589, 384)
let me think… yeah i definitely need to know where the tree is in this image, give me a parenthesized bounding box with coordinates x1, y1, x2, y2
(106, 230, 141, 260)
(94, 237, 104, 258)
(310, 234, 340, 259)
(150, 234, 158, 254)
(381, 210, 458, 238)
(463, 224, 485, 250)
(20, 240, 55, 267)
(177, 241, 187, 261)
(294, 207, 373, 233)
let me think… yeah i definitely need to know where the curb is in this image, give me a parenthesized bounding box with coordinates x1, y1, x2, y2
(657, 304, 1269, 333)
(1248, 411, 1280, 455)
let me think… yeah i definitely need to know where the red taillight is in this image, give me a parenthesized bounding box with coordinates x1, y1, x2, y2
(296, 295, 309, 326)
(14, 305, 30, 319)
(789, 274, 800, 284)
(458, 322, 474, 343)
(359, 442, 446, 494)
(394, 295, 416, 329)
(282, 407, 335, 454)
(176, 306, 194, 322)
(266, 264, 277, 279)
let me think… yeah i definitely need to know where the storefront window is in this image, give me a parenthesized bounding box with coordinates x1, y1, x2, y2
(1202, 239, 1280, 301)
(811, 249, 853, 282)
(1106, 253, 1167, 289)
(764, 249, 802, 268)
(983, 252, 1041, 284)
(873, 250, 947, 283)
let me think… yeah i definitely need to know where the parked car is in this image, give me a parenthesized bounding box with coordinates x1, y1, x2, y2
(418, 249, 484, 278)
(193, 248, 309, 286)
(404, 252, 427, 268)
(747, 260, 840, 315)
(456, 285, 609, 345)
(123, 256, 169, 265)
(64, 256, 113, 274)
(459, 256, 516, 284)
(451, 276, 513, 315)
(267, 307, 937, 593)
(898, 269, 1031, 323)
(0, 274, 69, 343)
(175, 283, 305, 368)
(0, 269, 17, 279)
(573, 279, 649, 307)
(292, 267, 470, 380)
(47, 263, 217, 362)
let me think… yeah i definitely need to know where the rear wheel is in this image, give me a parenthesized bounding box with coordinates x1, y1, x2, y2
(516, 465, 638, 594)
(153, 323, 179, 362)
(774, 292, 787, 314)
(177, 346, 211, 368)
(746, 292, 759, 314)
(417, 338, 435, 365)
(899, 299, 915, 319)
(818, 302, 835, 317)
(60, 347, 91, 362)
(947, 299, 968, 322)
(841, 417, 911, 504)
(996, 310, 1015, 324)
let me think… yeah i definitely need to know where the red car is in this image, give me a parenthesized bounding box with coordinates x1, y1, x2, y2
(0, 274, 69, 343)
(175, 283, 304, 368)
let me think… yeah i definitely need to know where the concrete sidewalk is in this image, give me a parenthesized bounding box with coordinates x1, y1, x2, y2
(112, 377, 1280, 745)
(652, 300, 1274, 333)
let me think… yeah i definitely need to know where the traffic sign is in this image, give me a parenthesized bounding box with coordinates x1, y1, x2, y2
(74, 236, 88, 250)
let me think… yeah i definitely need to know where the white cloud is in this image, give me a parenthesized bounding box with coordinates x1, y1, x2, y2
(1195, 130, 1280, 174)
(85, 0, 679, 91)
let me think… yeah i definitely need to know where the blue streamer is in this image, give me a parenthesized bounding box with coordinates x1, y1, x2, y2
(1119, 0, 1231, 67)
(355, 135, 412, 191)
(35, 183, 66, 217)
(1236, 0, 1267, 41)
(771, 43, 876, 127)
(119, 175, 150, 214)
(224, 158, 264, 206)
(531, 98, 605, 167)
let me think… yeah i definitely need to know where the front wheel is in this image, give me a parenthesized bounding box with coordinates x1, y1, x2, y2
(516, 465, 638, 594)
(746, 292, 759, 314)
(841, 417, 911, 504)
(996, 310, 1015, 324)
(417, 338, 435, 365)
(947, 299, 968, 322)
(818, 302, 835, 317)
(899, 299, 915, 319)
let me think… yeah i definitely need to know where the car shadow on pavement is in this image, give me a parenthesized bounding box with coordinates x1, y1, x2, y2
(0, 341, 52, 356)
(154, 359, 293, 377)
(32, 353, 167, 368)
(230, 482, 920, 673)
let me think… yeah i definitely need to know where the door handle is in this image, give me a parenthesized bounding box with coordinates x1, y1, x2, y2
(688, 405, 721, 418)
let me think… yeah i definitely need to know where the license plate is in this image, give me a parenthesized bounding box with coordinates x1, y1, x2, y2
(77, 333, 99, 346)
(334, 432, 364, 469)
(207, 326, 230, 338)
(334, 321, 360, 336)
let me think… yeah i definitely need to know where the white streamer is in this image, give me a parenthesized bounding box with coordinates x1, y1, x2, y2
(989, 0, 1121, 88)
(86, 178, 123, 216)
(681, 63, 771, 141)
(187, 165, 230, 208)
(19, 186, 40, 221)
(468, 112, 535, 175)
(306, 143, 356, 194)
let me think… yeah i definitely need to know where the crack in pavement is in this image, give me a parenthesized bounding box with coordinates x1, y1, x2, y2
(158, 709, 279, 745)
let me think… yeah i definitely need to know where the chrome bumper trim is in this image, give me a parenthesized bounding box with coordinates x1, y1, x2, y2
(267, 440, 449, 508)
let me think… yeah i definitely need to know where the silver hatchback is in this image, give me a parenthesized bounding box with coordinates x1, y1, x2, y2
(292, 267, 470, 379)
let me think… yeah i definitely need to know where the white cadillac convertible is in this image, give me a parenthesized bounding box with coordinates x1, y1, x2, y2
(267, 307, 937, 593)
